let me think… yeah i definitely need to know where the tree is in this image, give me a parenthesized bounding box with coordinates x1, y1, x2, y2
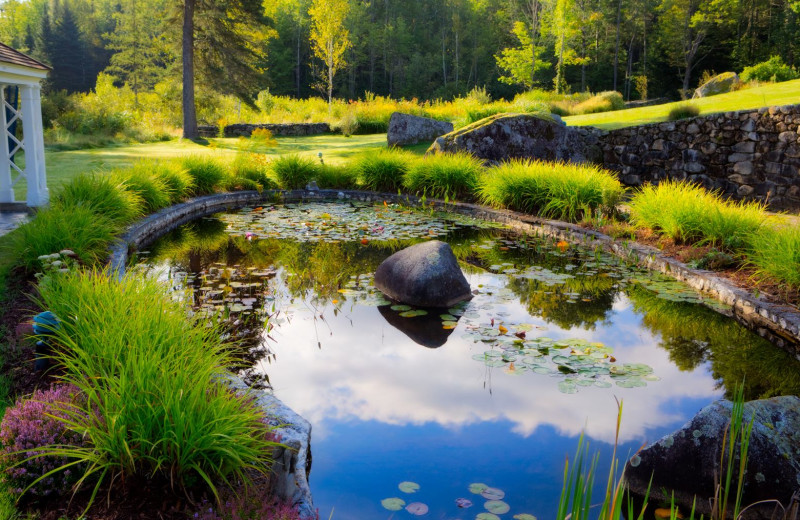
(308, 0, 351, 110)
(180, 0, 272, 139)
(495, 20, 550, 88)
(105, 0, 173, 102)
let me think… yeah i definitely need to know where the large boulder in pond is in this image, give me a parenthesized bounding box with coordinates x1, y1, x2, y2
(374, 241, 471, 308)
(426, 113, 602, 163)
(387, 112, 454, 147)
(378, 305, 458, 348)
(693, 72, 739, 98)
(625, 396, 800, 519)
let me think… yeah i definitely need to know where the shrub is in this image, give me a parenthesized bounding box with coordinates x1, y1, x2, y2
(35, 271, 280, 504)
(0, 385, 88, 498)
(4, 206, 116, 272)
(668, 103, 701, 121)
(181, 156, 227, 195)
(404, 152, 483, 201)
(747, 224, 800, 289)
(315, 164, 359, 189)
(112, 165, 172, 212)
(741, 56, 800, 83)
(628, 180, 766, 249)
(51, 173, 143, 226)
(478, 159, 625, 221)
(352, 148, 417, 192)
(570, 91, 625, 115)
(272, 155, 319, 189)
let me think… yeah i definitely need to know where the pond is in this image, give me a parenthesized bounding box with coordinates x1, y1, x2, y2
(135, 201, 800, 520)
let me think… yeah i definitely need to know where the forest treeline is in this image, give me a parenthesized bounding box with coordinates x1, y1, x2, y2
(0, 0, 798, 106)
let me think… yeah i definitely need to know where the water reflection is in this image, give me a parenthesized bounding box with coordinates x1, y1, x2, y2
(377, 304, 460, 348)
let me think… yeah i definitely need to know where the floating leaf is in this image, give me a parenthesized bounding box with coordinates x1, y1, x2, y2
(476, 514, 501, 520)
(405, 502, 429, 515)
(440, 314, 457, 321)
(514, 515, 538, 520)
(469, 483, 489, 494)
(381, 498, 405, 511)
(399, 310, 428, 318)
(398, 481, 420, 493)
(485, 501, 511, 514)
(481, 487, 505, 500)
(391, 304, 412, 311)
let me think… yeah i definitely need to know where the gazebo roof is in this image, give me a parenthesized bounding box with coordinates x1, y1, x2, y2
(0, 42, 50, 71)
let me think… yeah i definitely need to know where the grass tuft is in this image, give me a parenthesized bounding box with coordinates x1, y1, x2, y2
(112, 164, 172, 212)
(352, 148, 418, 193)
(403, 152, 483, 201)
(181, 156, 227, 195)
(272, 155, 319, 190)
(668, 103, 701, 121)
(51, 173, 143, 226)
(747, 224, 800, 289)
(479, 159, 624, 222)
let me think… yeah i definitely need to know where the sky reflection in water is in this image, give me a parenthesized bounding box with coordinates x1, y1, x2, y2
(138, 204, 800, 520)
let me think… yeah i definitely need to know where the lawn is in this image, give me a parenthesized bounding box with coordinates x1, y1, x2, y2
(564, 78, 800, 129)
(12, 133, 391, 200)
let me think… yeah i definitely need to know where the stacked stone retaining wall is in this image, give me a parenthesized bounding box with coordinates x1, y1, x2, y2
(197, 123, 331, 138)
(600, 104, 800, 210)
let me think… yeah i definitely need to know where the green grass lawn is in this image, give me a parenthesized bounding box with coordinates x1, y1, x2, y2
(12, 133, 392, 200)
(565, 79, 800, 129)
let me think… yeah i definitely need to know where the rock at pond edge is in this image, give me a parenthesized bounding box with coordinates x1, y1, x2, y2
(374, 240, 472, 308)
(387, 112, 454, 147)
(625, 396, 800, 519)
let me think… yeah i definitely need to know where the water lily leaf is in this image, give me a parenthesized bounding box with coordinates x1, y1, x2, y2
(558, 380, 578, 394)
(485, 501, 510, 514)
(399, 310, 428, 318)
(398, 481, 420, 493)
(469, 483, 489, 494)
(481, 487, 505, 500)
(442, 320, 458, 328)
(391, 304, 412, 311)
(455, 498, 473, 508)
(381, 498, 405, 511)
(405, 502, 429, 515)
(477, 514, 501, 520)
(514, 515, 538, 520)
(440, 314, 457, 321)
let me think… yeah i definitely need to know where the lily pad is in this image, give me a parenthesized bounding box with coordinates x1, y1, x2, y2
(469, 483, 489, 494)
(399, 310, 429, 318)
(381, 498, 406, 511)
(398, 481, 420, 493)
(481, 487, 505, 500)
(485, 501, 511, 514)
(405, 502, 429, 515)
(514, 515, 538, 520)
(477, 514, 501, 520)
(391, 304, 412, 311)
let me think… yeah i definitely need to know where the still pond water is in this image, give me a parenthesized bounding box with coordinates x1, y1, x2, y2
(136, 201, 800, 520)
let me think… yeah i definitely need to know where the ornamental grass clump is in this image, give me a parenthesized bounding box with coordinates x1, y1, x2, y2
(112, 165, 172, 212)
(403, 152, 483, 201)
(272, 154, 319, 189)
(0, 385, 88, 498)
(51, 173, 143, 226)
(181, 156, 227, 195)
(144, 160, 195, 203)
(352, 148, 417, 193)
(746, 224, 800, 289)
(4, 206, 116, 272)
(315, 164, 359, 189)
(229, 153, 278, 191)
(34, 270, 279, 506)
(478, 159, 624, 222)
(628, 180, 766, 250)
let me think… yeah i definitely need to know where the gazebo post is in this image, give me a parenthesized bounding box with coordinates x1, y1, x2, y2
(20, 84, 47, 206)
(0, 84, 14, 203)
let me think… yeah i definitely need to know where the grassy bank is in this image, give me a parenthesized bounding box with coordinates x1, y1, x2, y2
(565, 78, 800, 129)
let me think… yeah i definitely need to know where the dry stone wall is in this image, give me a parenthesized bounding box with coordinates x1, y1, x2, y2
(197, 123, 330, 138)
(600, 104, 800, 210)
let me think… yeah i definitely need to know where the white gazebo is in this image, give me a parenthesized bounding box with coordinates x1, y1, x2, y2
(0, 42, 50, 207)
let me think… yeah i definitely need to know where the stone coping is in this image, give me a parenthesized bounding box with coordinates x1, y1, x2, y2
(106, 187, 800, 515)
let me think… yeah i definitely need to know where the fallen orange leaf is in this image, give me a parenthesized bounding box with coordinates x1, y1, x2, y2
(498, 325, 508, 334)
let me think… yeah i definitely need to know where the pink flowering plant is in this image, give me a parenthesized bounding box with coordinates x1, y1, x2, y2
(0, 385, 88, 498)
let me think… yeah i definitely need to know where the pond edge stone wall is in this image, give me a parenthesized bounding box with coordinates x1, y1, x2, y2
(197, 123, 331, 138)
(106, 189, 800, 513)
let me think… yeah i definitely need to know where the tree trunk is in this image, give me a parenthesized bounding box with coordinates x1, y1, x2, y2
(182, 0, 197, 139)
(296, 24, 301, 98)
(613, 0, 621, 91)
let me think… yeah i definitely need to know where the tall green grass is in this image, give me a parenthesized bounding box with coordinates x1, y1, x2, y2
(403, 152, 483, 201)
(229, 154, 278, 191)
(50, 173, 143, 226)
(628, 180, 767, 250)
(3, 206, 116, 272)
(34, 270, 278, 506)
(352, 148, 418, 193)
(479, 159, 625, 222)
(315, 164, 359, 189)
(112, 164, 172, 212)
(272, 154, 319, 190)
(181, 156, 227, 195)
(145, 160, 195, 203)
(747, 225, 800, 289)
